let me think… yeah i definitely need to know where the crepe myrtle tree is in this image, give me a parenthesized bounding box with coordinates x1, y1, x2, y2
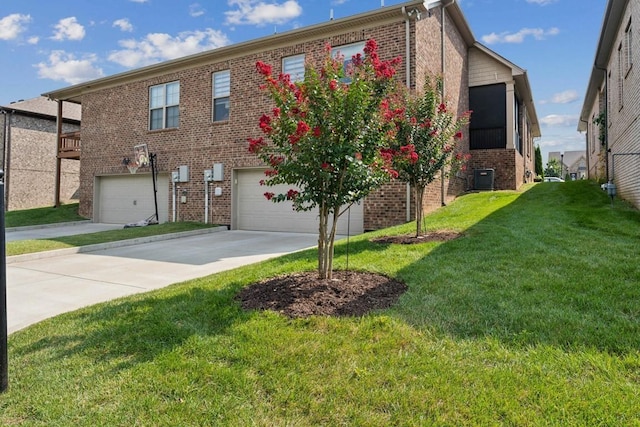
(389, 75, 471, 237)
(249, 39, 402, 279)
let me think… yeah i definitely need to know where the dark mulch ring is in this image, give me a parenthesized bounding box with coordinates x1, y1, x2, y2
(236, 271, 408, 318)
(371, 230, 463, 245)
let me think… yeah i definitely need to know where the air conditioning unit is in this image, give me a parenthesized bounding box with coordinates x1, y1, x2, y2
(474, 168, 495, 191)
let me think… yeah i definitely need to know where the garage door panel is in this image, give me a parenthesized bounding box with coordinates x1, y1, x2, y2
(97, 174, 169, 224)
(236, 169, 363, 234)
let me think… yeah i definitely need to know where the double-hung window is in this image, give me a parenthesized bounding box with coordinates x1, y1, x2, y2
(149, 81, 179, 130)
(213, 70, 230, 122)
(331, 42, 365, 83)
(283, 54, 305, 83)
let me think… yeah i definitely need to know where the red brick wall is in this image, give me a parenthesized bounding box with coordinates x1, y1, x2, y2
(468, 149, 525, 190)
(78, 11, 473, 230)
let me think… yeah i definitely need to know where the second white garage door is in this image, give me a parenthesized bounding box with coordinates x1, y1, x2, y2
(235, 169, 363, 234)
(96, 173, 169, 224)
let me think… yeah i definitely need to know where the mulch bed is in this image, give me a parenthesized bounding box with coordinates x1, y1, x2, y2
(236, 271, 407, 318)
(370, 231, 462, 245)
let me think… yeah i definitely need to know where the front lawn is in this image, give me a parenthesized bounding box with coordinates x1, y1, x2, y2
(2, 181, 639, 426)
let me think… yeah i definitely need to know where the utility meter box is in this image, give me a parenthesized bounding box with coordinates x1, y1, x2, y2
(606, 182, 617, 197)
(204, 169, 214, 182)
(212, 163, 224, 181)
(177, 165, 189, 183)
(171, 171, 180, 183)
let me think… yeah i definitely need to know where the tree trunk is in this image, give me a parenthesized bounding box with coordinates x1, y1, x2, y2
(415, 185, 425, 237)
(317, 204, 339, 280)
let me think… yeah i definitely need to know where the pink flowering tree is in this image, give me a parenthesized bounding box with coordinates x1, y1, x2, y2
(390, 76, 472, 237)
(249, 39, 401, 279)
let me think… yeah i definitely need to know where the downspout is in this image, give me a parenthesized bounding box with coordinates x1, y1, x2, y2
(439, 0, 455, 206)
(595, 66, 609, 182)
(402, 6, 412, 222)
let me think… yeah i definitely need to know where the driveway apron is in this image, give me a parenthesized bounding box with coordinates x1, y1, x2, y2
(7, 230, 318, 334)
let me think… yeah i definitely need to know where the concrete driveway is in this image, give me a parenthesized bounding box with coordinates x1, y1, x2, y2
(6, 227, 319, 334)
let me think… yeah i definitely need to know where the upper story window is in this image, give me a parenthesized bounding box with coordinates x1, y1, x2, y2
(617, 43, 624, 110)
(283, 54, 305, 83)
(149, 81, 179, 130)
(625, 19, 633, 75)
(213, 70, 230, 122)
(332, 42, 365, 83)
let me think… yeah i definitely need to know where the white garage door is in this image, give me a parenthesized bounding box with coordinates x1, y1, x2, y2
(236, 169, 363, 234)
(96, 174, 169, 224)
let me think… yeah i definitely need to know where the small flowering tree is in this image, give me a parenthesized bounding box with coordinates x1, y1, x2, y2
(249, 39, 401, 279)
(390, 76, 471, 237)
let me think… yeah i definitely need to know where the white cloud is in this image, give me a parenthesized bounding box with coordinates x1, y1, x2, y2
(526, 0, 558, 5)
(130, 0, 149, 3)
(550, 90, 579, 104)
(113, 18, 134, 32)
(36, 50, 104, 84)
(331, 0, 348, 4)
(108, 29, 230, 68)
(540, 114, 578, 127)
(225, 0, 302, 26)
(28, 36, 39, 45)
(52, 17, 85, 41)
(0, 13, 31, 40)
(482, 27, 559, 44)
(190, 3, 206, 17)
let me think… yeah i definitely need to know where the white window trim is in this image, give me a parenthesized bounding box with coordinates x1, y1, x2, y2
(149, 81, 180, 130)
(283, 54, 305, 83)
(213, 70, 230, 122)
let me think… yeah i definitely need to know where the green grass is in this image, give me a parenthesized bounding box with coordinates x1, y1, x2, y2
(6, 222, 219, 256)
(5, 203, 86, 228)
(2, 181, 640, 426)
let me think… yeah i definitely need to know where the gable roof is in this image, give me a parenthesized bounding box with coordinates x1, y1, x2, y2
(0, 96, 81, 122)
(43, 0, 475, 104)
(472, 42, 541, 137)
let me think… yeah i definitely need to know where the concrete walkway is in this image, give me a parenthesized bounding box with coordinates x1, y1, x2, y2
(6, 224, 319, 334)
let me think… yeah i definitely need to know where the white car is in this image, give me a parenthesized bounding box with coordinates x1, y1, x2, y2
(543, 177, 565, 182)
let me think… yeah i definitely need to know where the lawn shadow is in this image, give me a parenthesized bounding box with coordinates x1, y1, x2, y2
(392, 181, 640, 354)
(11, 280, 251, 372)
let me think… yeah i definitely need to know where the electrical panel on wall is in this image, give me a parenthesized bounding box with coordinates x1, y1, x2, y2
(212, 163, 224, 181)
(178, 165, 189, 182)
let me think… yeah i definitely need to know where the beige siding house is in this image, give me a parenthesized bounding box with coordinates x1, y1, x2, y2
(468, 44, 540, 190)
(43, 0, 539, 230)
(0, 97, 80, 211)
(579, 0, 640, 209)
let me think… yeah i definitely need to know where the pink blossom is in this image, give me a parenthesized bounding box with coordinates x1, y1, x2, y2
(329, 79, 338, 91)
(286, 189, 299, 200)
(247, 137, 266, 153)
(256, 61, 272, 76)
(264, 192, 275, 200)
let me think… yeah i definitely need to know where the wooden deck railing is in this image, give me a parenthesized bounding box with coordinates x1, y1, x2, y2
(58, 131, 81, 159)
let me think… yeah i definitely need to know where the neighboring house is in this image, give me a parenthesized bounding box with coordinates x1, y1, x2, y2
(548, 151, 587, 180)
(579, 0, 640, 209)
(0, 97, 80, 211)
(43, 0, 539, 232)
(468, 44, 540, 191)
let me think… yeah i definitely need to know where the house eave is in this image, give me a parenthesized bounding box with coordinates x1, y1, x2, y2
(578, 0, 628, 131)
(43, 0, 433, 104)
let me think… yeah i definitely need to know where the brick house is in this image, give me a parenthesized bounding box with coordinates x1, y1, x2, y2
(0, 97, 80, 211)
(43, 0, 539, 231)
(578, 0, 640, 209)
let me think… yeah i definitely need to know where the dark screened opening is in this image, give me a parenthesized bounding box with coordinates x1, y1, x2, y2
(469, 83, 507, 150)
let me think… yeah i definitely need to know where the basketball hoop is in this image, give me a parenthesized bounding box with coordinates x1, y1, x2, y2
(127, 162, 140, 174)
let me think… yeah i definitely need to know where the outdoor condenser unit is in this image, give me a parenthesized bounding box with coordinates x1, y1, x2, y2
(474, 168, 495, 191)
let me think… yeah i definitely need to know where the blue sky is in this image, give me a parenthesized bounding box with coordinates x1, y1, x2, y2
(0, 0, 606, 162)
